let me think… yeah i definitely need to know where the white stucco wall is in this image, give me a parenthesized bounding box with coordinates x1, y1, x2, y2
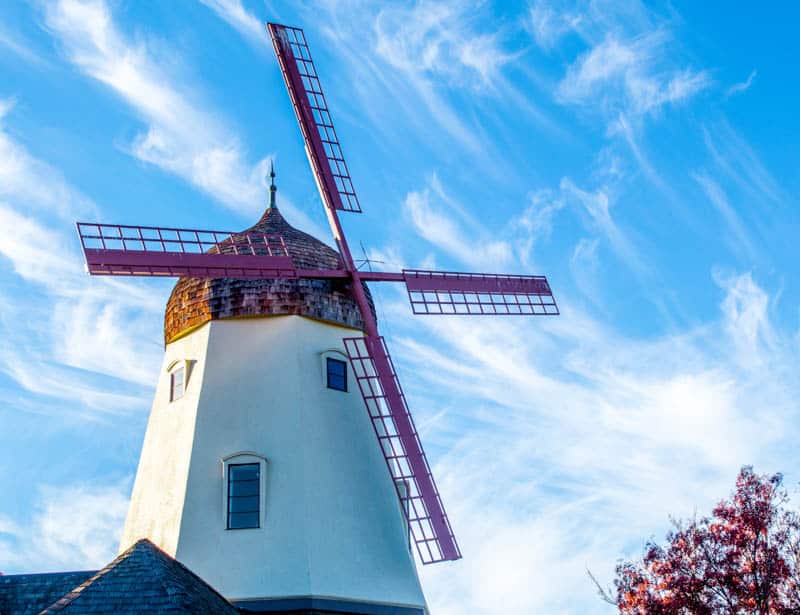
(120, 323, 210, 555)
(119, 315, 426, 610)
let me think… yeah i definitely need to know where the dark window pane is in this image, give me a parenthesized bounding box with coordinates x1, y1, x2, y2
(229, 463, 259, 481)
(228, 512, 259, 529)
(229, 479, 259, 497)
(227, 463, 260, 529)
(228, 495, 259, 513)
(326, 358, 347, 391)
(328, 358, 345, 376)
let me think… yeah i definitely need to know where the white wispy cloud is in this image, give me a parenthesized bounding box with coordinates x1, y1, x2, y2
(387, 270, 800, 613)
(201, 0, 485, 151)
(42, 0, 319, 234)
(0, 481, 129, 572)
(692, 171, 757, 260)
(0, 101, 160, 416)
(726, 68, 757, 98)
(399, 167, 646, 287)
(570, 236, 601, 303)
(527, 2, 583, 51)
(0, 97, 13, 117)
(714, 269, 778, 370)
(0, 26, 48, 67)
(404, 176, 513, 269)
(557, 32, 711, 119)
(702, 122, 785, 208)
(373, 2, 511, 89)
(203, 0, 565, 180)
(524, 2, 716, 230)
(0, 348, 145, 414)
(371, 2, 501, 153)
(611, 112, 669, 191)
(43, 0, 258, 211)
(0, 101, 94, 221)
(560, 176, 646, 275)
(198, 0, 266, 50)
(511, 189, 566, 267)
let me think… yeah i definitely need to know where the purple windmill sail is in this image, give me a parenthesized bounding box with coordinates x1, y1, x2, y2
(75, 21, 560, 567)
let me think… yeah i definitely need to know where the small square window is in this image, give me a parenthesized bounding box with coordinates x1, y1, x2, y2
(326, 358, 347, 392)
(170, 367, 185, 402)
(228, 463, 260, 529)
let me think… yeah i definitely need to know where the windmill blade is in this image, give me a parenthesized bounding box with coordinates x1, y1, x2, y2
(404, 269, 559, 316)
(343, 336, 461, 564)
(76, 222, 295, 278)
(268, 22, 361, 214)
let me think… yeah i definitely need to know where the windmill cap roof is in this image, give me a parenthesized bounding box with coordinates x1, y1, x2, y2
(164, 205, 373, 344)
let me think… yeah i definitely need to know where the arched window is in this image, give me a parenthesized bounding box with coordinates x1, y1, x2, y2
(320, 349, 349, 392)
(166, 360, 189, 402)
(222, 452, 268, 530)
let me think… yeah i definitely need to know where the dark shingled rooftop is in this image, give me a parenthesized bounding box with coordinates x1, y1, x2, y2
(0, 571, 95, 615)
(42, 539, 240, 614)
(1, 539, 422, 615)
(0, 539, 240, 615)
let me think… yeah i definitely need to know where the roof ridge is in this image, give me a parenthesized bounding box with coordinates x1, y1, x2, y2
(38, 540, 143, 614)
(37, 539, 238, 614)
(142, 539, 237, 610)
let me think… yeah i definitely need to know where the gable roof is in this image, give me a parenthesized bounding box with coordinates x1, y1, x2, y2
(0, 571, 95, 615)
(37, 539, 239, 615)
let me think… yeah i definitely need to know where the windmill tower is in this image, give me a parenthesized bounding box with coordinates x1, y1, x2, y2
(76, 22, 558, 615)
(118, 170, 427, 612)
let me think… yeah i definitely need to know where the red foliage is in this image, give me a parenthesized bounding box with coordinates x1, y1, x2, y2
(612, 467, 800, 614)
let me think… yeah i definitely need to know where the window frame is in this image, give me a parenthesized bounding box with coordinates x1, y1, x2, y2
(320, 349, 350, 393)
(227, 463, 260, 530)
(169, 367, 185, 402)
(395, 479, 412, 553)
(325, 356, 348, 392)
(221, 452, 268, 531)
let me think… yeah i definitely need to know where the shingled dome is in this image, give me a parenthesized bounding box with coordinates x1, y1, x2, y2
(164, 196, 371, 344)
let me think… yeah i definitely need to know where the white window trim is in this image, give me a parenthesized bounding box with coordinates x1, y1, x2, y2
(395, 479, 412, 553)
(221, 452, 268, 530)
(319, 349, 349, 391)
(166, 359, 190, 402)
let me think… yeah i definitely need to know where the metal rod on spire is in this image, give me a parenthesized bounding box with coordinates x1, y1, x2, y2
(268, 161, 277, 210)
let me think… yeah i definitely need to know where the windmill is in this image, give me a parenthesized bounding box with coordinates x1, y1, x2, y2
(75, 23, 558, 567)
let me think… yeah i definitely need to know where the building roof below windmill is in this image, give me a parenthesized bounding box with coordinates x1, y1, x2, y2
(0, 570, 95, 615)
(0, 539, 424, 615)
(0, 539, 238, 615)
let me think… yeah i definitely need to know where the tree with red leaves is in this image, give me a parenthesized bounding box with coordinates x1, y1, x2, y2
(593, 467, 800, 614)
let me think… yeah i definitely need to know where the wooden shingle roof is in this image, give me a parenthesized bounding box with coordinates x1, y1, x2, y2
(164, 206, 372, 344)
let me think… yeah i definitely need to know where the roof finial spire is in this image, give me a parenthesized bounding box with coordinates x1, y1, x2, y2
(268, 161, 277, 210)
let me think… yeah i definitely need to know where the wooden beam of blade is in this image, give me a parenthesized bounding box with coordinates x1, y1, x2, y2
(76, 222, 301, 278)
(404, 269, 559, 316)
(343, 336, 461, 564)
(83, 249, 296, 278)
(267, 23, 361, 214)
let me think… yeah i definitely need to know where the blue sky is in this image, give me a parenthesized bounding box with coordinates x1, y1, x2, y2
(1, 1, 799, 612)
